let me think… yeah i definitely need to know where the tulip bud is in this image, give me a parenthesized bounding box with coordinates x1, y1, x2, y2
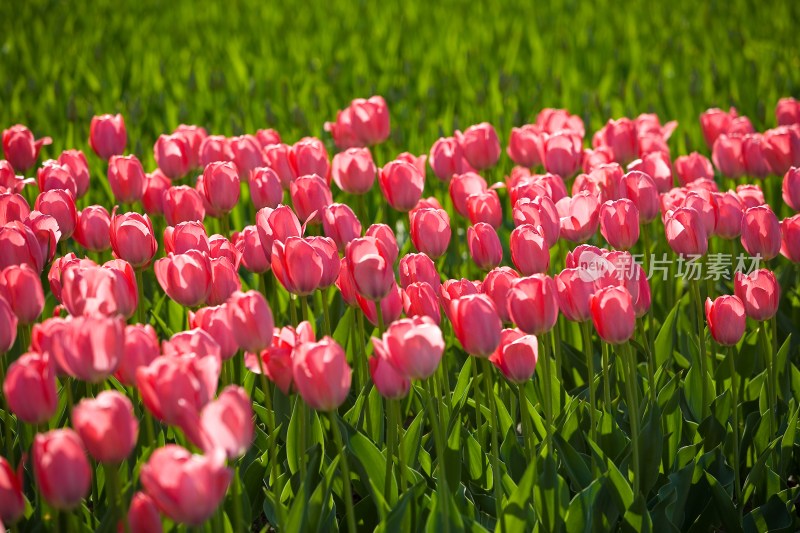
(230, 135, 264, 177)
(740, 205, 781, 260)
(468, 222, 503, 271)
(35, 189, 77, 239)
(291, 137, 329, 183)
(399, 253, 440, 290)
(271, 237, 323, 296)
(402, 282, 441, 324)
(293, 337, 351, 411)
(599, 198, 640, 250)
(507, 275, 559, 335)
(0, 264, 44, 324)
(734, 269, 780, 321)
(781, 214, 800, 262)
(489, 329, 538, 383)
(458, 122, 501, 170)
(127, 492, 163, 533)
(705, 296, 746, 346)
(200, 161, 240, 214)
(513, 196, 561, 247)
(3, 124, 52, 172)
(712, 134, 746, 178)
(290, 174, 332, 223)
(154, 134, 190, 179)
(482, 267, 520, 323)
(0, 456, 25, 526)
(620, 171, 659, 222)
(174, 124, 208, 169)
(206, 256, 241, 306)
(507, 125, 545, 168)
(332, 148, 377, 194)
(162, 186, 206, 226)
(451, 294, 502, 357)
(3, 351, 57, 424)
(466, 189, 502, 228)
(369, 340, 411, 399)
(712, 191, 745, 239)
(429, 137, 466, 181)
(375, 316, 444, 381)
(544, 130, 583, 177)
(510, 224, 549, 275)
(742, 133, 771, 178)
(116, 324, 160, 386)
(379, 160, 425, 212)
(154, 251, 212, 308)
(250, 167, 284, 210)
(33, 429, 92, 510)
(410, 208, 451, 259)
(199, 135, 234, 167)
(322, 203, 362, 252)
(664, 207, 708, 256)
(110, 211, 158, 268)
(556, 192, 601, 243)
(89, 114, 126, 160)
(590, 286, 635, 344)
(73, 391, 138, 464)
(346, 236, 396, 301)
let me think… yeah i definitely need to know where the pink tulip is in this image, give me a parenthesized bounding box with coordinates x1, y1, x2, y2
(762, 127, 799, 175)
(379, 160, 425, 212)
(510, 224, 549, 275)
(396, 152, 427, 177)
(37, 160, 77, 197)
(592, 118, 638, 164)
(599, 198, 640, 250)
(226, 290, 274, 353)
(209, 234, 241, 267)
(482, 267, 520, 323)
(429, 136, 466, 181)
(536, 108, 585, 136)
(234, 225, 270, 274)
(734, 269, 780, 321)
(346, 236, 396, 301)
(544, 130, 583, 177)
(290, 137, 329, 183)
(322, 203, 362, 252)
(262, 143, 295, 188)
(712, 191, 745, 239)
(72, 391, 138, 464)
(174, 124, 208, 169)
(271, 237, 323, 296)
(673, 152, 711, 186)
(250, 167, 284, 210)
(468, 222, 503, 271)
(357, 282, 404, 327)
(439, 278, 482, 318)
(409, 208, 451, 259)
(365, 224, 399, 265)
(590, 286, 635, 344)
(402, 282, 441, 324)
(554, 267, 595, 322)
(74, 205, 111, 251)
(200, 161, 240, 214)
(700, 107, 737, 148)
(89, 114, 126, 160)
(705, 296, 746, 346)
(189, 386, 254, 459)
(199, 135, 234, 167)
(110, 211, 158, 268)
(712, 134, 746, 178)
(375, 316, 444, 381)
(467, 189, 502, 228)
(142, 169, 171, 216)
(3, 351, 57, 424)
(162, 329, 221, 360)
(619, 170, 659, 222)
(188, 306, 236, 361)
(290, 174, 332, 223)
(35, 188, 77, 239)
(740, 205, 781, 260)
(776, 97, 800, 126)
(107, 155, 145, 203)
(331, 148, 377, 194)
(679, 188, 717, 236)
(783, 167, 800, 211)
(664, 207, 708, 256)
(154, 251, 212, 307)
(399, 253, 440, 290)
(740, 133, 772, 177)
(162, 185, 206, 226)
(489, 328, 538, 383)
(206, 256, 240, 306)
(557, 192, 601, 243)
(507, 275, 559, 335)
(449, 172, 488, 217)
(0, 160, 29, 194)
(154, 134, 190, 179)
(56, 149, 90, 198)
(0, 456, 24, 525)
(507, 124, 545, 167)
(127, 492, 163, 533)
(781, 214, 800, 262)
(24, 211, 61, 265)
(0, 264, 44, 324)
(293, 337, 351, 411)
(140, 445, 231, 526)
(0, 193, 29, 225)
(458, 122, 501, 170)
(736, 184, 766, 209)
(450, 294, 502, 357)
(2, 125, 52, 172)
(336, 257, 359, 307)
(116, 324, 160, 386)
(51, 315, 125, 382)
(628, 151, 673, 192)
(230, 135, 265, 177)
(326, 96, 390, 148)
(33, 429, 92, 510)
(60, 262, 137, 318)
(512, 196, 561, 247)
(0, 296, 17, 353)
(369, 340, 411, 399)
(245, 322, 314, 394)
(164, 221, 209, 255)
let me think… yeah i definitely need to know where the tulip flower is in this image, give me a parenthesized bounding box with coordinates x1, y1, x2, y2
(399, 252, 440, 290)
(142, 169, 171, 216)
(51, 315, 125, 382)
(127, 492, 164, 533)
(741, 133, 771, 177)
(0, 193, 29, 225)
(60, 263, 136, 318)
(0, 456, 24, 526)
(326, 96, 390, 148)
(37, 160, 77, 196)
(740, 205, 781, 260)
(734, 269, 780, 321)
(627, 151, 673, 192)
(450, 294, 502, 357)
(0, 264, 45, 324)
(33, 429, 92, 510)
(537, 108, 585, 135)
(556, 192, 601, 243)
(467, 189, 502, 228)
(510, 224, 549, 275)
(206, 256, 240, 306)
(365, 223, 399, 264)
(620, 170, 659, 222)
(234, 225, 270, 273)
(675, 152, 715, 185)
(3, 351, 58, 424)
(110, 211, 158, 269)
(140, 445, 231, 526)
(513, 196, 561, 247)
(589, 285, 635, 344)
(712, 134, 746, 178)
(489, 329, 538, 383)
(554, 267, 595, 322)
(409, 207, 451, 259)
(322, 203, 362, 252)
(230, 135, 264, 176)
(290, 173, 333, 222)
(379, 160, 425, 211)
(705, 296, 746, 346)
(72, 391, 138, 464)
(345, 236, 396, 301)
(154, 134, 190, 179)
(776, 97, 800, 126)
(449, 172, 487, 217)
(164, 221, 209, 255)
(89, 114, 126, 160)
(174, 125, 208, 168)
(245, 322, 315, 394)
(188, 386, 254, 459)
(507, 124, 545, 167)
(291, 137, 330, 182)
(3, 125, 52, 172)
(507, 275, 560, 336)
(227, 290, 275, 353)
(116, 324, 160, 386)
(458, 122, 501, 170)
(439, 277, 482, 318)
(0, 296, 17, 353)
(369, 341, 411, 399)
(762, 127, 796, 175)
(250, 167, 284, 209)
(402, 282, 441, 324)
(592, 118, 638, 164)
(331, 147, 377, 194)
(162, 329, 221, 361)
(154, 251, 212, 308)
(199, 135, 234, 167)
(664, 207, 708, 256)
(73, 205, 111, 251)
(482, 267, 520, 323)
(429, 136, 466, 181)
(357, 282, 404, 327)
(293, 337, 351, 411)
(781, 214, 800, 262)
(35, 188, 77, 239)
(468, 222, 503, 271)
(373, 316, 444, 381)
(712, 191, 744, 239)
(599, 198, 640, 250)
(162, 185, 206, 226)
(200, 161, 241, 214)
(271, 237, 323, 296)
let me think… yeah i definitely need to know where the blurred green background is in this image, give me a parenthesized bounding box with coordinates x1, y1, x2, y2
(2, 0, 799, 164)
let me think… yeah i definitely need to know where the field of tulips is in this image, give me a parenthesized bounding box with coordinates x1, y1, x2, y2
(2, 1, 800, 532)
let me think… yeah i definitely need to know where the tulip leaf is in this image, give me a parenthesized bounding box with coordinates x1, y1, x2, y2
(705, 470, 744, 533)
(743, 495, 795, 533)
(533, 451, 569, 533)
(621, 494, 653, 532)
(553, 433, 592, 492)
(639, 403, 663, 495)
(654, 303, 678, 368)
(401, 411, 424, 470)
(342, 419, 390, 519)
(501, 457, 537, 531)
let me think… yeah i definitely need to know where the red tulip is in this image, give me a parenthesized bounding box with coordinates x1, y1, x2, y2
(250, 167, 284, 210)
(61, 262, 137, 318)
(74, 205, 111, 251)
(154, 251, 212, 307)
(0, 264, 44, 324)
(379, 160, 425, 212)
(734, 269, 780, 321)
(489, 328, 538, 384)
(458, 122, 501, 170)
(357, 282, 404, 327)
(536, 108, 585, 136)
(369, 340, 411, 399)
(590, 286, 635, 344)
(468, 222, 503, 271)
(290, 174, 332, 223)
(230, 135, 264, 177)
(72, 391, 138, 464)
(154, 134, 190, 179)
(402, 282, 441, 324)
(200, 161, 240, 215)
(116, 324, 160, 386)
(375, 316, 444, 381)
(507, 124, 545, 167)
(164, 221, 209, 255)
(712, 134, 746, 178)
(51, 315, 125, 382)
(544, 130, 583, 177)
(290, 137, 329, 183)
(599, 198, 640, 250)
(557, 192, 601, 243)
(507, 275, 559, 335)
(482, 267, 520, 323)
(627, 151, 673, 192)
(451, 294, 502, 357)
(162, 186, 205, 226)
(592, 118, 638, 164)
(37, 160, 77, 197)
(142, 169, 171, 216)
(199, 135, 234, 167)
(331, 147, 377, 194)
(35, 188, 77, 239)
(783, 167, 800, 212)
(33, 429, 92, 510)
(510, 224, 549, 275)
(89, 114, 126, 160)
(3, 351, 57, 424)
(513, 196, 561, 247)
(140, 445, 231, 526)
(740, 205, 781, 260)
(0, 192, 29, 225)
(3, 125, 51, 172)
(322, 203, 362, 252)
(174, 124, 208, 169)
(712, 191, 745, 239)
(245, 322, 314, 394)
(206, 256, 241, 306)
(554, 267, 595, 322)
(56, 149, 90, 198)
(736, 184, 766, 209)
(0, 456, 24, 526)
(705, 296, 746, 346)
(399, 253, 440, 290)
(346, 236, 396, 301)
(664, 207, 708, 256)
(110, 211, 158, 268)
(127, 492, 163, 533)
(0, 296, 17, 353)
(467, 189, 502, 228)
(293, 337, 351, 411)
(781, 214, 800, 262)
(271, 237, 323, 296)
(410, 207, 451, 259)
(365, 223, 399, 265)
(189, 386, 254, 459)
(429, 136, 466, 181)
(620, 170, 659, 222)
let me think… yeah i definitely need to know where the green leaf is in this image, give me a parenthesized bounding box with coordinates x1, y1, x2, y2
(705, 471, 744, 533)
(342, 420, 390, 520)
(553, 434, 592, 492)
(779, 401, 798, 476)
(639, 403, 663, 495)
(622, 494, 653, 532)
(565, 478, 605, 533)
(501, 458, 537, 531)
(654, 303, 678, 368)
(533, 452, 569, 533)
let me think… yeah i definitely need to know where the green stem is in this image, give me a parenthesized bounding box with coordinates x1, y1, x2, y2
(472, 359, 484, 444)
(580, 321, 598, 450)
(423, 378, 450, 533)
(329, 411, 357, 533)
(384, 397, 398, 504)
(289, 294, 298, 326)
(255, 355, 284, 526)
(759, 322, 776, 442)
(220, 211, 231, 237)
(298, 397, 307, 480)
(356, 311, 369, 394)
(727, 346, 742, 517)
(623, 342, 641, 496)
(1, 355, 14, 463)
(517, 384, 534, 462)
(135, 268, 145, 325)
(392, 400, 407, 494)
(481, 358, 505, 531)
(539, 334, 554, 451)
(375, 300, 385, 336)
(321, 289, 332, 336)
(690, 278, 710, 420)
(551, 320, 563, 398)
(602, 342, 613, 411)
(233, 465, 243, 532)
(300, 295, 309, 325)
(770, 315, 779, 420)
(105, 463, 122, 527)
